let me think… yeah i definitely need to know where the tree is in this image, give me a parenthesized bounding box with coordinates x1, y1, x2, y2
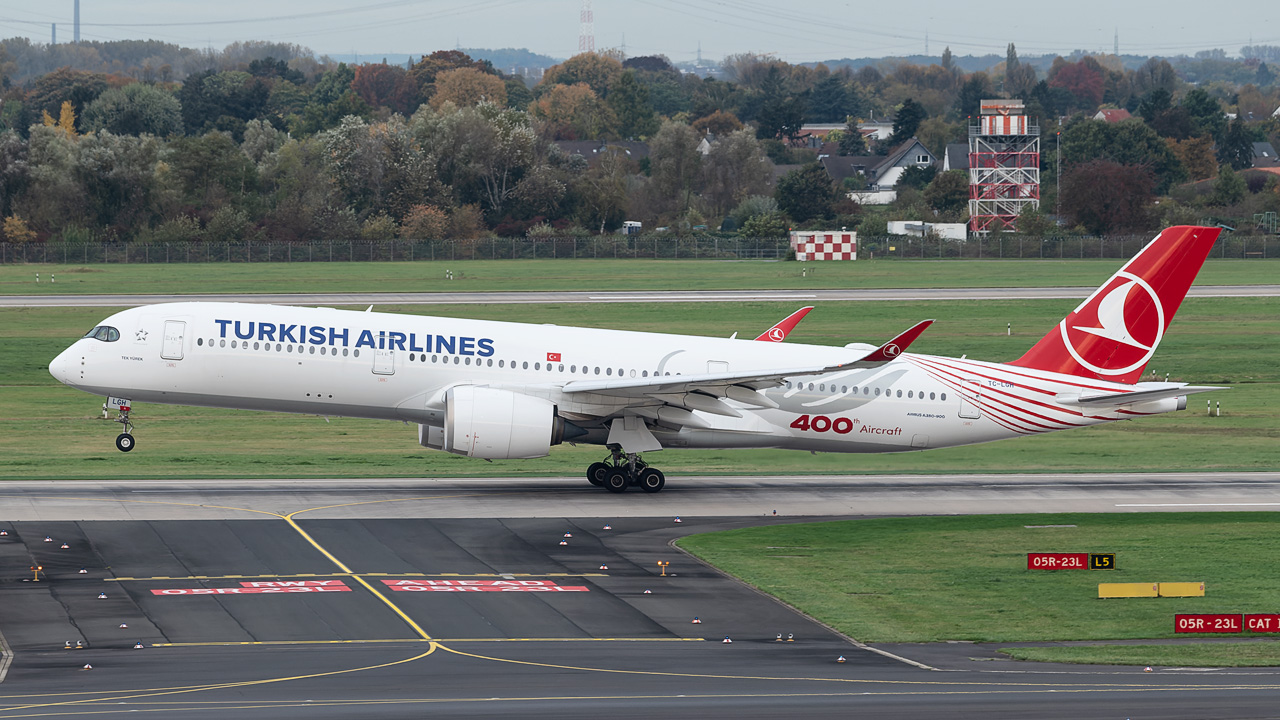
(400, 204, 450, 239)
(701, 128, 771, 215)
(838, 118, 867, 156)
(647, 120, 702, 215)
(607, 71, 658, 139)
(166, 131, 258, 210)
(409, 50, 493, 105)
(529, 83, 618, 140)
(351, 63, 418, 115)
(1181, 88, 1227, 141)
(2, 215, 36, 242)
(692, 110, 744, 137)
(21, 68, 107, 134)
(1060, 159, 1155, 235)
(923, 170, 969, 217)
(1208, 164, 1246, 206)
(775, 163, 838, 223)
(955, 73, 991, 118)
(754, 66, 806, 142)
(179, 70, 270, 139)
(1217, 116, 1254, 170)
(895, 165, 937, 191)
(1048, 58, 1105, 111)
(807, 74, 852, 123)
(503, 76, 533, 110)
(319, 114, 441, 220)
(1168, 136, 1218, 181)
(941, 47, 954, 73)
(82, 83, 183, 137)
(1003, 43, 1037, 97)
(740, 211, 787, 237)
(539, 53, 624, 98)
(1060, 118, 1186, 193)
(430, 67, 507, 109)
(890, 98, 926, 142)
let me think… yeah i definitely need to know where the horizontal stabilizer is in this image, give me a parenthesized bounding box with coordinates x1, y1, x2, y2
(1058, 384, 1227, 406)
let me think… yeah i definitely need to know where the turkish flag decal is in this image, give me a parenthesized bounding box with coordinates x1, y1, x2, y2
(547, 352, 562, 362)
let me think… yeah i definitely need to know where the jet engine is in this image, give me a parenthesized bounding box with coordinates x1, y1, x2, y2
(419, 386, 570, 459)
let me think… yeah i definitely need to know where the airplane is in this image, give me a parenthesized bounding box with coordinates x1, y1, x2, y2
(48, 226, 1224, 494)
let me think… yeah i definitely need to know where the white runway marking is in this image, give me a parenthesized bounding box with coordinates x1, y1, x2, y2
(1115, 503, 1280, 507)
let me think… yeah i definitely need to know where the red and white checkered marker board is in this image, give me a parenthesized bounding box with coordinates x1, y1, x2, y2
(790, 232, 857, 261)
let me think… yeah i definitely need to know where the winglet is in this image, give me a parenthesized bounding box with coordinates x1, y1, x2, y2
(855, 320, 934, 364)
(754, 306, 814, 342)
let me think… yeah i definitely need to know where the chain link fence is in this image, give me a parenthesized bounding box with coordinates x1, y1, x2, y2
(2, 234, 1276, 265)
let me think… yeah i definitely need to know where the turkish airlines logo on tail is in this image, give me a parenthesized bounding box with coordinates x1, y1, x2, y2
(765, 327, 786, 342)
(1058, 271, 1164, 376)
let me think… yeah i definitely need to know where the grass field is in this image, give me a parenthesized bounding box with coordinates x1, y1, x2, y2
(1, 257, 1277, 296)
(1, 295, 1276, 480)
(676, 513, 1280, 665)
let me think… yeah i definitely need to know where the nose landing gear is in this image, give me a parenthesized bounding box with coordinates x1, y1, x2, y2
(585, 446, 665, 493)
(110, 399, 135, 452)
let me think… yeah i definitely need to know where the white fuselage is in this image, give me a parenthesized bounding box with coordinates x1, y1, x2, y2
(49, 302, 1178, 455)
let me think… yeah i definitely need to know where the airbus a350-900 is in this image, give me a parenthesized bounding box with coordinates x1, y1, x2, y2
(48, 226, 1224, 493)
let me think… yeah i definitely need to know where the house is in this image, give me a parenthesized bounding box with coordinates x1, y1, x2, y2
(942, 143, 970, 172)
(1093, 108, 1132, 123)
(821, 137, 937, 205)
(859, 120, 894, 141)
(696, 131, 716, 156)
(1253, 141, 1280, 174)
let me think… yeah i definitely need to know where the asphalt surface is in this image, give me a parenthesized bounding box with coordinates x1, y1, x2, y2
(3, 477, 1280, 718)
(3, 285, 1278, 307)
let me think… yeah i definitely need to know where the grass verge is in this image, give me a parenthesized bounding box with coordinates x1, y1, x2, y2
(676, 513, 1280, 650)
(1, 257, 1276, 296)
(999, 643, 1280, 667)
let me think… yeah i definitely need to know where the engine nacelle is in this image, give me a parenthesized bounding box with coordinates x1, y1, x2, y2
(427, 386, 563, 459)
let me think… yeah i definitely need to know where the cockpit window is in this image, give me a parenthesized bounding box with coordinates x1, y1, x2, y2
(83, 326, 120, 342)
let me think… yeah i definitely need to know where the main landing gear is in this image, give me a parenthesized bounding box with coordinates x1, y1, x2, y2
(110, 400, 135, 452)
(586, 446, 665, 494)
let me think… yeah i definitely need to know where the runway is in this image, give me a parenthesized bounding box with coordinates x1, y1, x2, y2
(3, 285, 1279, 307)
(3, 474, 1279, 718)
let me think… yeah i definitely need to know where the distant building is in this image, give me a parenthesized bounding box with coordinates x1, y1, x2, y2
(554, 140, 649, 166)
(822, 137, 936, 205)
(1093, 108, 1132, 123)
(942, 143, 970, 172)
(1253, 141, 1280, 174)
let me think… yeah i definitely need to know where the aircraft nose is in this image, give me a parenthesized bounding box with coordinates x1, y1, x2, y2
(49, 347, 74, 385)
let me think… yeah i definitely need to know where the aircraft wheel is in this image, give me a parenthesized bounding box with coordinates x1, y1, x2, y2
(587, 462, 609, 487)
(604, 469, 629, 493)
(115, 433, 135, 453)
(638, 468, 665, 493)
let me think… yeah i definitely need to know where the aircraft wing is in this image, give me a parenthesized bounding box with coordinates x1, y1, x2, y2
(559, 320, 934, 413)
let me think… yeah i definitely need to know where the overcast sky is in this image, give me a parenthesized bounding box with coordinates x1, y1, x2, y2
(2, 0, 1275, 64)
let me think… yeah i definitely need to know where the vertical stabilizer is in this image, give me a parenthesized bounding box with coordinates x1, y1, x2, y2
(1009, 226, 1221, 384)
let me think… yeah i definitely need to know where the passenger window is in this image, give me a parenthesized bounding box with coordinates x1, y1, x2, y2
(875, 388, 881, 396)
(930, 392, 936, 400)
(941, 393, 947, 401)
(523, 361, 529, 369)
(896, 389, 902, 398)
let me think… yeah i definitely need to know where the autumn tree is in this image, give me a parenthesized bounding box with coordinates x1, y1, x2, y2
(1168, 136, 1217, 181)
(540, 53, 624, 98)
(430, 67, 507, 109)
(2, 215, 36, 242)
(351, 63, 418, 115)
(409, 50, 493, 105)
(529, 83, 617, 140)
(1048, 57, 1105, 111)
(1060, 159, 1155, 235)
(692, 110, 743, 136)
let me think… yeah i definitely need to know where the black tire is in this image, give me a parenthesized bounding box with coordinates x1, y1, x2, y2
(638, 468, 665, 493)
(587, 462, 609, 487)
(604, 469, 629, 493)
(115, 433, 135, 452)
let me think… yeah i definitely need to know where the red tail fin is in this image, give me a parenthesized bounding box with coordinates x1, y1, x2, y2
(1009, 226, 1221, 384)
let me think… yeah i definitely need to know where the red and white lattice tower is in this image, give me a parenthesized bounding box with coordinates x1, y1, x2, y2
(578, 0, 595, 53)
(968, 99, 1040, 235)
